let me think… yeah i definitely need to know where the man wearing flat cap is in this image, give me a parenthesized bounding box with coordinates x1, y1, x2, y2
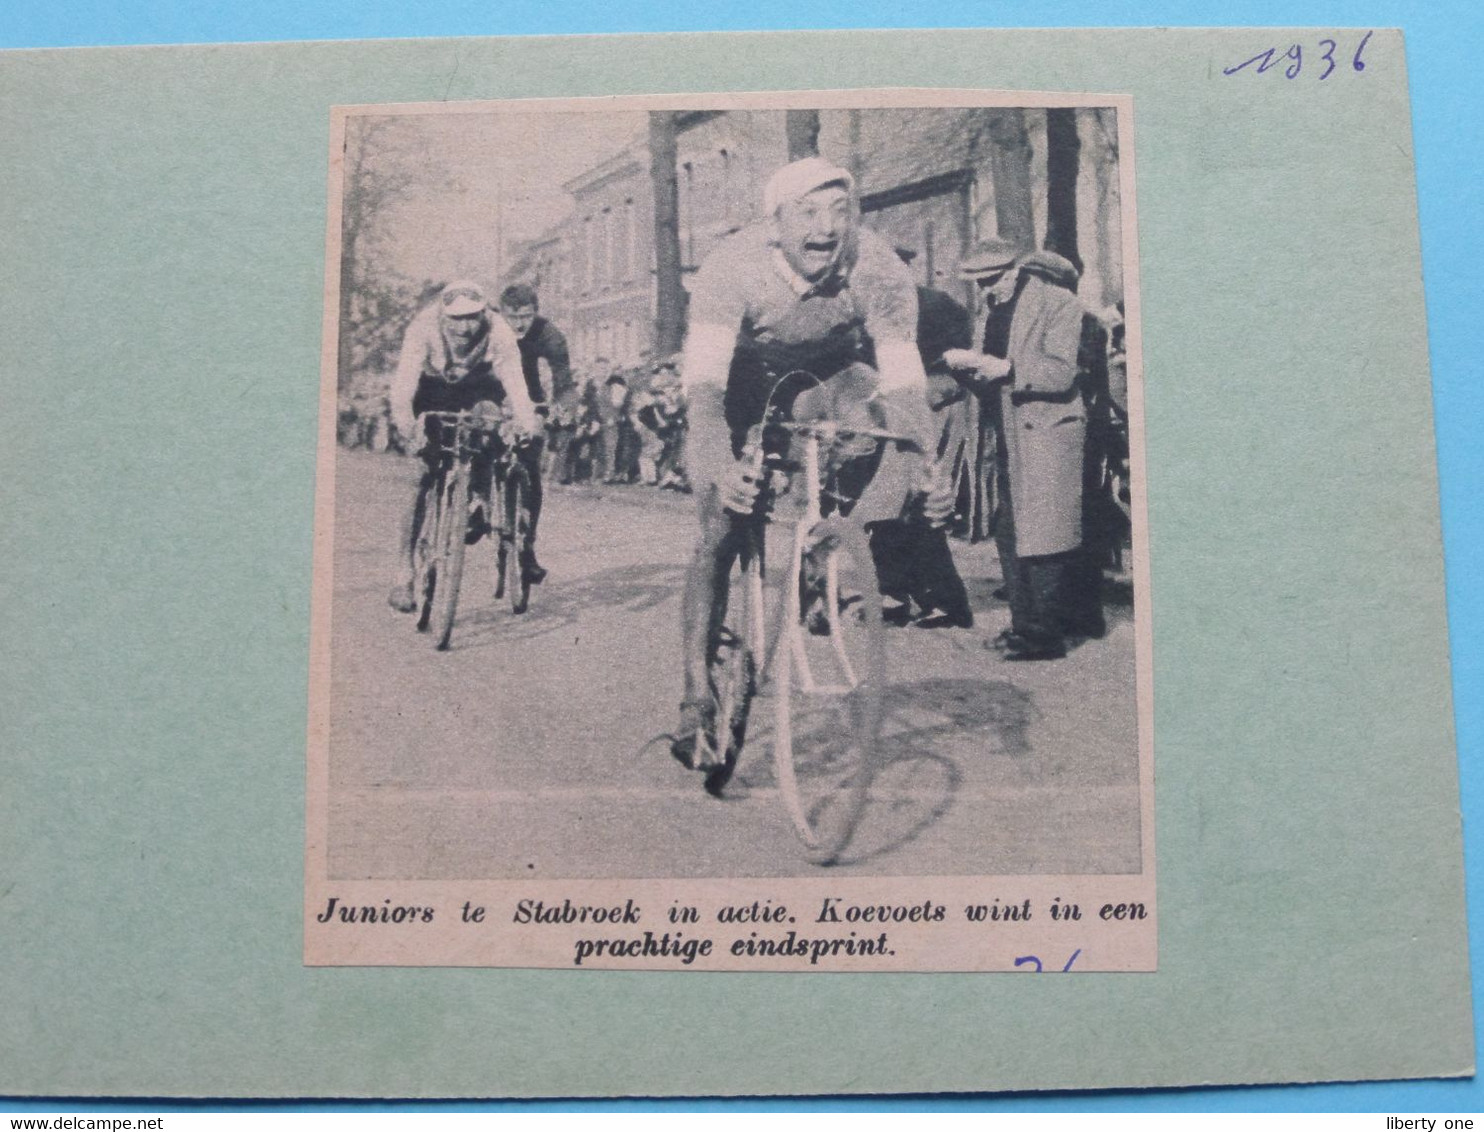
(941, 239, 1022, 543)
(386, 280, 539, 613)
(671, 155, 935, 770)
(943, 243, 1102, 660)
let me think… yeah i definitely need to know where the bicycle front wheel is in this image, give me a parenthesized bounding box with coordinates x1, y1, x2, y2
(431, 466, 470, 650)
(772, 518, 885, 865)
(414, 476, 443, 634)
(505, 464, 532, 615)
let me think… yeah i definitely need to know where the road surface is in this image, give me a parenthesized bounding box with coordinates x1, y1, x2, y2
(324, 448, 1142, 879)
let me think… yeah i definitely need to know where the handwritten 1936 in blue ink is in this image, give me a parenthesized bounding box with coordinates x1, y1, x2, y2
(1223, 30, 1373, 80)
(1014, 949, 1082, 973)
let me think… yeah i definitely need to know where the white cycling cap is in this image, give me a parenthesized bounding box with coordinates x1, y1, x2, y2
(439, 280, 489, 317)
(762, 157, 855, 215)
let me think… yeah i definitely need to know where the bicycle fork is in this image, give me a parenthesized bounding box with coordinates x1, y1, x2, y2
(782, 435, 859, 696)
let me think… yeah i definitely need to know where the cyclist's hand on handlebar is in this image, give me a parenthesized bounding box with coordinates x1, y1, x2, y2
(469, 400, 504, 431)
(395, 414, 421, 456)
(920, 468, 957, 528)
(717, 453, 763, 516)
(496, 419, 530, 447)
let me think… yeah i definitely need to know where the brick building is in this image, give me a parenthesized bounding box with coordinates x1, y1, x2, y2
(507, 106, 1124, 372)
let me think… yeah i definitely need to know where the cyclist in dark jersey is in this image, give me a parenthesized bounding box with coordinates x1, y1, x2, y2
(671, 157, 937, 769)
(387, 281, 538, 612)
(497, 283, 573, 586)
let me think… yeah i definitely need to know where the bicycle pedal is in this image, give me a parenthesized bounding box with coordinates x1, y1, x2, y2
(669, 736, 697, 771)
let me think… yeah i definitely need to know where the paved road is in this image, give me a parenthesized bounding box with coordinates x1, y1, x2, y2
(325, 448, 1142, 879)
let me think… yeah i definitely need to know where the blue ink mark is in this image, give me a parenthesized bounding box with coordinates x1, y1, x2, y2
(1224, 32, 1373, 79)
(1223, 47, 1277, 76)
(1284, 44, 1302, 80)
(1015, 951, 1082, 972)
(1318, 38, 1338, 80)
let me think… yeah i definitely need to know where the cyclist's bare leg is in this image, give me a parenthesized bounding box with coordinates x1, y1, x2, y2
(674, 487, 742, 766)
(465, 451, 495, 542)
(518, 439, 547, 582)
(390, 468, 435, 612)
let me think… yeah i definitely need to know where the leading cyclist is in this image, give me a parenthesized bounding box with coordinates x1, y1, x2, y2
(671, 156, 936, 768)
(386, 280, 539, 613)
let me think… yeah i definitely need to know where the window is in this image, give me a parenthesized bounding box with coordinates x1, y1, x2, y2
(619, 199, 635, 283)
(682, 162, 696, 268)
(579, 216, 592, 293)
(719, 147, 732, 223)
(613, 200, 630, 284)
(628, 198, 643, 283)
(594, 209, 610, 289)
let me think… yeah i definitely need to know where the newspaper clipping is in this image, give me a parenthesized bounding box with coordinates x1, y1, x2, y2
(305, 89, 1154, 972)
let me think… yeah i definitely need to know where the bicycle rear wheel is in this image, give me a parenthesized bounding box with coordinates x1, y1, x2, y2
(702, 528, 766, 797)
(505, 464, 533, 615)
(492, 472, 510, 601)
(431, 467, 470, 650)
(772, 518, 885, 865)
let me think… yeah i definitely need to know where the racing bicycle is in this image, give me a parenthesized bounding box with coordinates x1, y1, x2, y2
(412, 404, 535, 650)
(694, 373, 918, 865)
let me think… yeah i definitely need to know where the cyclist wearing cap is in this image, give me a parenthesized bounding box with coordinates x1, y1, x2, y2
(671, 156, 936, 767)
(387, 281, 539, 613)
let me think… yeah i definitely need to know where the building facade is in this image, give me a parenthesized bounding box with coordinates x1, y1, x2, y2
(507, 106, 1125, 374)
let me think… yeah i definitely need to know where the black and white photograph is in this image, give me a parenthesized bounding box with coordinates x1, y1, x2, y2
(306, 90, 1153, 971)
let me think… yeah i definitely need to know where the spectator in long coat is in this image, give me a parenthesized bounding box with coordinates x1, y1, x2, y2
(944, 246, 1102, 660)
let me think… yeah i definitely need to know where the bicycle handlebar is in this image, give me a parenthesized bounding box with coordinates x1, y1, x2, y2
(416, 410, 535, 463)
(768, 419, 922, 451)
(421, 409, 533, 440)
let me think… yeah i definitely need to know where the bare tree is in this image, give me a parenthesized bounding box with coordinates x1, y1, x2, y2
(1044, 108, 1081, 270)
(785, 110, 821, 161)
(1086, 107, 1123, 310)
(846, 109, 864, 184)
(983, 108, 1035, 249)
(649, 111, 686, 356)
(337, 117, 450, 388)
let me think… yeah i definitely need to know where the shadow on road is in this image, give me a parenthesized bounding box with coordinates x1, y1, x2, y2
(445, 561, 688, 650)
(731, 676, 1039, 869)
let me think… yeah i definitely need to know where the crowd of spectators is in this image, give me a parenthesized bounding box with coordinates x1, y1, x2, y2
(542, 355, 691, 491)
(337, 354, 692, 495)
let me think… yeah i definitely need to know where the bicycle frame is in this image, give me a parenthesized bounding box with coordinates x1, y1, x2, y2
(412, 409, 527, 646)
(701, 415, 913, 860)
(778, 432, 856, 696)
(764, 422, 913, 693)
